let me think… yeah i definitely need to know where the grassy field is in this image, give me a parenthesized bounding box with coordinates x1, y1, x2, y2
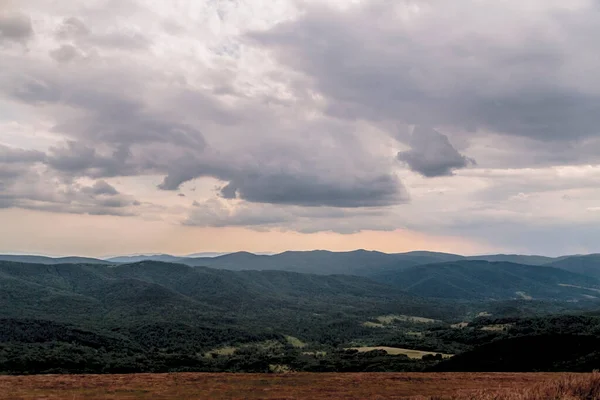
(348, 346, 453, 359)
(480, 323, 514, 332)
(363, 314, 439, 328)
(0, 372, 592, 400)
(284, 335, 306, 348)
(377, 314, 439, 324)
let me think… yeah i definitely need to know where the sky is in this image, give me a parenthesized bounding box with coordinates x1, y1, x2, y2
(1, 0, 600, 257)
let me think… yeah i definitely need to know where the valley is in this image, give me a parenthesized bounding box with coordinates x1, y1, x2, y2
(2, 250, 600, 375)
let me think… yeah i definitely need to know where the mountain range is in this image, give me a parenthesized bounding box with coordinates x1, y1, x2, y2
(1, 250, 599, 282)
(2, 251, 600, 306)
(2, 251, 600, 374)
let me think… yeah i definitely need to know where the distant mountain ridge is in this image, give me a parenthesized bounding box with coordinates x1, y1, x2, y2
(0, 255, 110, 265)
(3, 250, 600, 280)
(105, 254, 190, 264)
(105, 250, 568, 276)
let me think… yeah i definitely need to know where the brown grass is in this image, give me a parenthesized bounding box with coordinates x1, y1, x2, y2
(0, 372, 596, 400)
(431, 373, 600, 400)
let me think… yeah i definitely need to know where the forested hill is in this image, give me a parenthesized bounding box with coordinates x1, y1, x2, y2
(3, 259, 600, 374)
(368, 260, 600, 300)
(116, 250, 464, 275)
(0, 260, 450, 324)
(0, 255, 109, 265)
(546, 255, 600, 279)
(5, 250, 600, 278)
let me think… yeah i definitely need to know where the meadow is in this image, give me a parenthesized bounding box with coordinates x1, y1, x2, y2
(1, 372, 598, 400)
(348, 346, 453, 359)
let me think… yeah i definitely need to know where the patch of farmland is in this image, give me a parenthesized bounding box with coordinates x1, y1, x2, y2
(348, 346, 453, 359)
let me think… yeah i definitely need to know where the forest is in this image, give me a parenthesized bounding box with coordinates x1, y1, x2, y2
(2, 252, 600, 374)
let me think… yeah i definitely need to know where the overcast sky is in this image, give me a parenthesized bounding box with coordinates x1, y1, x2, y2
(2, 0, 600, 257)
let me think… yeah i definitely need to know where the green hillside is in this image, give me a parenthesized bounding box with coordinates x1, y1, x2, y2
(3, 258, 600, 374)
(548, 254, 600, 279)
(368, 260, 600, 300)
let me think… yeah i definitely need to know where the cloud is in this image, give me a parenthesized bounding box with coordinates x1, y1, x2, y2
(88, 30, 151, 50)
(46, 142, 137, 178)
(55, 17, 90, 39)
(0, 165, 139, 216)
(219, 170, 405, 207)
(1, 32, 407, 209)
(0, 145, 46, 163)
(0, 144, 136, 217)
(249, 1, 600, 157)
(4, 0, 600, 254)
(0, 12, 33, 43)
(49, 44, 81, 63)
(55, 16, 150, 51)
(397, 126, 475, 177)
(185, 198, 397, 234)
(186, 198, 292, 228)
(155, 127, 408, 207)
(82, 180, 119, 196)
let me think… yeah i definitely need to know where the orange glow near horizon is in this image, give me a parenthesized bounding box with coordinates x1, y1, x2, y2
(0, 209, 494, 257)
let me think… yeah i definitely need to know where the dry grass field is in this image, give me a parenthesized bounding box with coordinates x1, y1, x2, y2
(1, 372, 598, 400)
(348, 346, 453, 359)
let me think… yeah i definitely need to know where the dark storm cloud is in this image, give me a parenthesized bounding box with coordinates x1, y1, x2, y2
(154, 127, 408, 207)
(1, 45, 407, 210)
(8, 73, 207, 151)
(0, 145, 46, 163)
(156, 149, 407, 207)
(0, 13, 33, 42)
(11, 79, 61, 104)
(397, 126, 475, 177)
(46, 142, 136, 178)
(249, 1, 600, 154)
(8, 69, 208, 183)
(219, 172, 405, 207)
(0, 164, 28, 180)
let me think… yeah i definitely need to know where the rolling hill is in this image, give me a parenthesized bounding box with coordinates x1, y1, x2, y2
(464, 254, 557, 265)
(105, 254, 187, 263)
(2, 250, 460, 275)
(6, 251, 599, 279)
(0, 255, 109, 265)
(3, 256, 600, 374)
(368, 260, 600, 300)
(0, 259, 450, 325)
(175, 250, 463, 275)
(547, 254, 600, 279)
